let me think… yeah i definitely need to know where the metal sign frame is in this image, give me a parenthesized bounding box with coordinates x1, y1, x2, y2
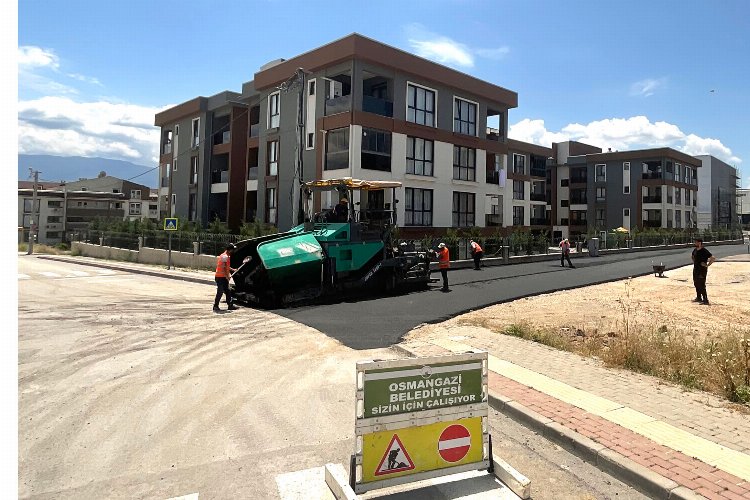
(352, 351, 489, 494)
(163, 217, 178, 231)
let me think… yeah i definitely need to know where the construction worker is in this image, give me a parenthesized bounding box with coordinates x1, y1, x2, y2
(559, 238, 575, 268)
(436, 242, 450, 292)
(214, 243, 238, 312)
(333, 197, 349, 222)
(469, 239, 484, 270)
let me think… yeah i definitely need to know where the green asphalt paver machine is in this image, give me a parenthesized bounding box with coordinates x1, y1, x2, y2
(229, 178, 432, 306)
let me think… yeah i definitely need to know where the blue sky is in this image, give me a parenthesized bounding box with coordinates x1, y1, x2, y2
(15, 0, 750, 186)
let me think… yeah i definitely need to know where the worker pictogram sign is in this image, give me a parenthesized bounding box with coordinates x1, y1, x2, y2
(438, 424, 472, 462)
(163, 217, 178, 231)
(374, 434, 415, 476)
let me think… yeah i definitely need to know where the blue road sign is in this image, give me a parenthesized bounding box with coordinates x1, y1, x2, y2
(164, 218, 178, 231)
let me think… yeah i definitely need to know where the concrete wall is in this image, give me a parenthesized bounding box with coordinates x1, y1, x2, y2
(72, 242, 215, 270)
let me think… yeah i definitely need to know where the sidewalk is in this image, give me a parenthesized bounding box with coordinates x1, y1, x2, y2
(397, 326, 750, 499)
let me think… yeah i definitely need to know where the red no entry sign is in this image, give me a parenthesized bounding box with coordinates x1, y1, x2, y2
(438, 424, 471, 462)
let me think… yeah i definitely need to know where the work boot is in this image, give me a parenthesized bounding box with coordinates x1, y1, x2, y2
(692, 298, 702, 303)
(213, 305, 221, 312)
(228, 304, 239, 310)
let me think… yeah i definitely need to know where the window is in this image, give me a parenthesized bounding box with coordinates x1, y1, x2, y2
(685, 211, 692, 226)
(173, 161, 178, 172)
(561, 199, 569, 207)
(46, 232, 60, 239)
(404, 188, 433, 226)
(130, 190, 141, 199)
(47, 200, 62, 208)
(129, 203, 142, 215)
(191, 157, 198, 185)
(595, 164, 606, 182)
(624, 208, 630, 217)
(23, 199, 40, 213)
(623, 162, 630, 171)
(325, 127, 349, 170)
(308, 80, 315, 95)
(192, 118, 200, 148)
(406, 83, 435, 127)
(512, 154, 526, 175)
(149, 204, 157, 211)
(453, 146, 476, 181)
(596, 187, 606, 201)
(114, 202, 122, 209)
(596, 209, 605, 227)
(189, 193, 197, 221)
(452, 192, 475, 227)
(676, 188, 682, 205)
(268, 92, 280, 128)
(266, 187, 277, 224)
(512, 206, 524, 226)
(171, 194, 176, 205)
(454, 97, 477, 136)
(513, 180, 525, 200)
(268, 140, 279, 176)
(361, 128, 391, 171)
(47, 216, 62, 223)
(560, 178, 569, 187)
(561, 218, 569, 225)
(675, 210, 681, 228)
(406, 137, 433, 176)
(307, 133, 315, 148)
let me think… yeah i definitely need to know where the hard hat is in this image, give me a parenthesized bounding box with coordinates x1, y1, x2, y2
(226, 243, 237, 250)
(340, 198, 348, 203)
(438, 242, 446, 248)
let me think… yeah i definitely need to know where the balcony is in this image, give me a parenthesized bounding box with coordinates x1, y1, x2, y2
(160, 176, 169, 188)
(570, 175, 587, 184)
(530, 218, 550, 226)
(248, 166, 258, 180)
(214, 131, 231, 145)
(643, 196, 662, 203)
(570, 196, 588, 205)
(643, 220, 661, 228)
(530, 167, 546, 178)
(530, 193, 546, 202)
(642, 171, 663, 180)
(162, 143, 172, 155)
(249, 123, 259, 138)
(486, 171, 499, 185)
(363, 95, 393, 117)
(325, 94, 351, 116)
(486, 214, 502, 227)
(211, 170, 229, 184)
(486, 127, 502, 142)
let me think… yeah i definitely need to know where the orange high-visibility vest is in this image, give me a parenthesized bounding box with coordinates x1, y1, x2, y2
(438, 247, 450, 269)
(215, 251, 231, 278)
(471, 241, 483, 253)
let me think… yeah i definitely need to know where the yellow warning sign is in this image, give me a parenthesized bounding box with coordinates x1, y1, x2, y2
(361, 416, 483, 484)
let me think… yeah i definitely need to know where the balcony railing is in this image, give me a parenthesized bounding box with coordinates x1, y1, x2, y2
(211, 170, 229, 184)
(363, 95, 393, 117)
(530, 167, 546, 178)
(570, 196, 588, 205)
(325, 94, 351, 116)
(643, 196, 662, 203)
(160, 177, 169, 188)
(486, 171, 500, 184)
(249, 123, 259, 138)
(530, 218, 550, 226)
(247, 166, 258, 180)
(214, 131, 231, 145)
(486, 127, 502, 142)
(570, 176, 587, 184)
(530, 193, 546, 202)
(162, 143, 172, 155)
(643, 220, 661, 228)
(642, 171, 663, 180)
(485, 214, 502, 227)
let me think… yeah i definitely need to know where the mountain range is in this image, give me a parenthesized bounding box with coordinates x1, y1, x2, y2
(18, 155, 158, 188)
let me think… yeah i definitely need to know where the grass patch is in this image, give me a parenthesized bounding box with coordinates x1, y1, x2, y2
(18, 243, 71, 255)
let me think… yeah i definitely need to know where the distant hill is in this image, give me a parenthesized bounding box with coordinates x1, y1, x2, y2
(18, 155, 157, 188)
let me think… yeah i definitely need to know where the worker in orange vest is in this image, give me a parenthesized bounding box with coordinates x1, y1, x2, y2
(436, 242, 450, 292)
(470, 239, 484, 270)
(214, 243, 238, 312)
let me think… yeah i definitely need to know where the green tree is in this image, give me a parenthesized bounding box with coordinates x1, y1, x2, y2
(207, 216, 230, 235)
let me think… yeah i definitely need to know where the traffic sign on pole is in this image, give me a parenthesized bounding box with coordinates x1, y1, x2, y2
(164, 217, 178, 231)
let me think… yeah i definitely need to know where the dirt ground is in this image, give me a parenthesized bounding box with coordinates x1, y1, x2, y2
(408, 255, 750, 343)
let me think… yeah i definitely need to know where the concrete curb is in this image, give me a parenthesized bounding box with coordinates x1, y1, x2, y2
(393, 344, 701, 500)
(35, 255, 214, 286)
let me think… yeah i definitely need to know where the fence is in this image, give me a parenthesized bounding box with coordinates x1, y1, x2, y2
(72, 230, 245, 256)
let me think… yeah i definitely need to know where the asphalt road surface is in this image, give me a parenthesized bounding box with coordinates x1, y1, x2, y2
(274, 244, 748, 349)
(18, 255, 647, 499)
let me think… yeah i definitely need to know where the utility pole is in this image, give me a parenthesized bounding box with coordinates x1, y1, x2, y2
(279, 68, 306, 227)
(27, 168, 40, 255)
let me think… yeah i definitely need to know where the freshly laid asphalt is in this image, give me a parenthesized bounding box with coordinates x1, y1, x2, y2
(275, 244, 747, 350)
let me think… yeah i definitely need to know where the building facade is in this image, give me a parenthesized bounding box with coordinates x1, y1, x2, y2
(694, 155, 740, 229)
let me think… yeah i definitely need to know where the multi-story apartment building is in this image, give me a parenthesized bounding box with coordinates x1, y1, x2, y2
(739, 188, 750, 226)
(155, 34, 566, 236)
(694, 155, 740, 229)
(18, 177, 157, 245)
(549, 143, 700, 240)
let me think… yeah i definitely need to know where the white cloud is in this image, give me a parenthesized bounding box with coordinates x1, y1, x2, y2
(509, 115, 741, 165)
(630, 77, 667, 97)
(405, 23, 509, 69)
(67, 73, 103, 86)
(18, 46, 59, 69)
(18, 96, 170, 165)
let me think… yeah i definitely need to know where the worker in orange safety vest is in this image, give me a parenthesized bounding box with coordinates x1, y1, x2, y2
(469, 239, 484, 270)
(436, 242, 450, 292)
(214, 243, 238, 312)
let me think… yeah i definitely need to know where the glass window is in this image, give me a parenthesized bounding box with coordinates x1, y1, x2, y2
(269, 92, 280, 128)
(129, 203, 142, 215)
(512, 154, 526, 175)
(454, 98, 477, 136)
(406, 137, 433, 176)
(513, 180, 524, 200)
(452, 191, 475, 227)
(406, 84, 436, 127)
(596, 187, 606, 200)
(268, 140, 279, 176)
(130, 190, 141, 199)
(23, 198, 40, 213)
(325, 127, 349, 170)
(453, 146, 476, 181)
(596, 209, 605, 227)
(595, 164, 606, 182)
(266, 187, 277, 224)
(512, 206, 524, 226)
(361, 128, 391, 171)
(404, 188, 433, 226)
